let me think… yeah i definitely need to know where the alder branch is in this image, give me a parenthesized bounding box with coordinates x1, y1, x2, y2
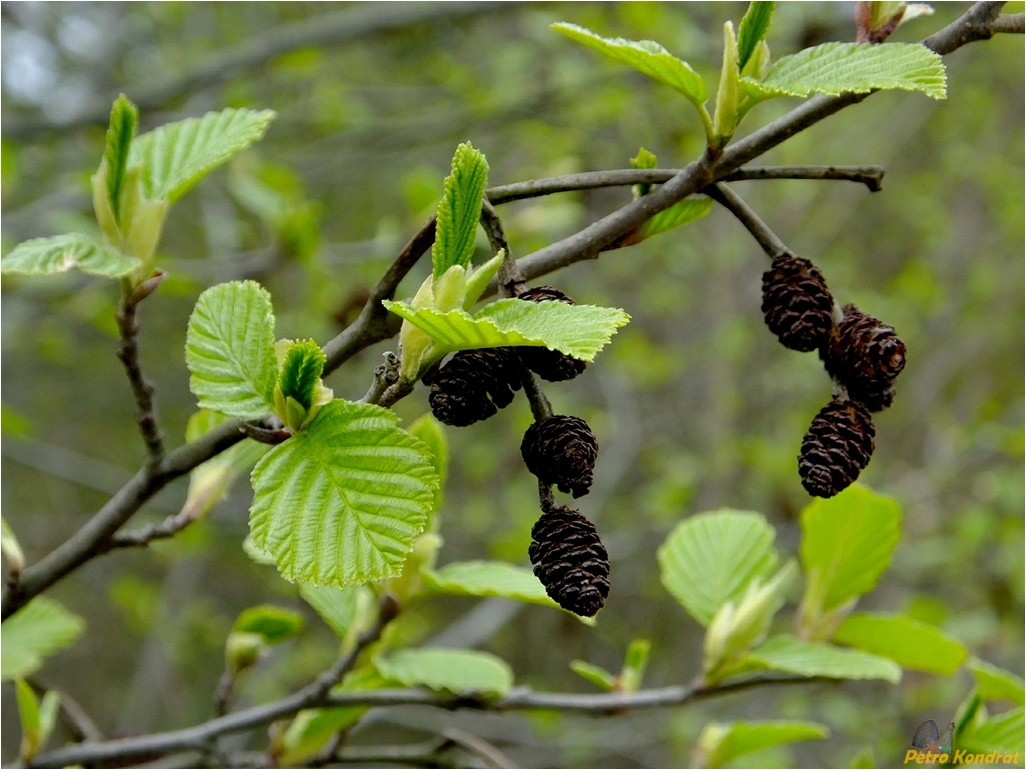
(705, 183, 792, 261)
(25, 674, 827, 768)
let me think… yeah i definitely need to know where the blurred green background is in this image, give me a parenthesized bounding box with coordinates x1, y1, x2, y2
(1, 2, 1022, 767)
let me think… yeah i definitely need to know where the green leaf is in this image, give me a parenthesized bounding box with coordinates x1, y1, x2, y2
(833, 613, 967, 674)
(743, 635, 901, 683)
(232, 604, 305, 645)
(1, 234, 140, 278)
(424, 560, 552, 603)
(639, 197, 713, 240)
(1, 597, 85, 682)
(737, 2, 775, 71)
(408, 413, 448, 525)
(799, 485, 901, 620)
(249, 400, 437, 587)
(747, 42, 947, 101)
(36, 691, 61, 760)
(960, 706, 1025, 755)
(183, 410, 269, 522)
(968, 658, 1026, 706)
(432, 142, 489, 278)
(551, 23, 708, 108)
(278, 340, 326, 412)
(696, 720, 828, 768)
(383, 298, 630, 363)
(658, 509, 780, 626)
(101, 94, 139, 227)
(15, 679, 40, 760)
(712, 22, 742, 146)
(375, 648, 513, 696)
(570, 660, 617, 691)
(186, 280, 278, 419)
(298, 584, 374, 643)
(129, 108, 275, 202)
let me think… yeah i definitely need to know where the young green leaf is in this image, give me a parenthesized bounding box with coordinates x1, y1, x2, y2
(747, 42, 947, 101)
(383, 298, 630, 362)
(186, 280, 278, 419)
(100, 94, 139, 228)
(637, 197, 713, 242)
(249, 400, 437, 588)
(183, 410, 269, 522)
(658, 509, 780, 626)
(743, 635, 902, 683)
(694, 720, 827, 768)
(408, 413, 448, 525)
(129, 108, 275, 202)
(551, 23, 709, 109)
(798, 486, 902, 629)
(277, 340, 326, 412)
(1, 234, 140, 278)
(712, 22, 742, 147)
(570, 660, 618, 691)
(425, 560, 553, 604)
(298, 584, 375, 644)
(14, 680, 59, 762)
(968, 658, 1026, 706)
(737, 2, 775, 72)
(232, 604, 305, 646)
(833, 612, 967, 674)
(1, 517, 25, 578)
(375, 648, 513, 697)
(1, 598, 85, 682)
(958, 706, 1025, 755)
(432, 142, 489, 279)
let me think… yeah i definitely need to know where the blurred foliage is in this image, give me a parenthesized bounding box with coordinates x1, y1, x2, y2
(1, 2, 1022, 767)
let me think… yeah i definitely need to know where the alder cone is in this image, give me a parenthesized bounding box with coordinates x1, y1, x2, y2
(820, 304, 906, 411)
(516, 285, 588, 382)
(427, 347, 523, 426)
(529, 503, 610, 617)
(761, 254, 835, 352)
(799, 399, 876, 498)
(521, 414, 598, 498)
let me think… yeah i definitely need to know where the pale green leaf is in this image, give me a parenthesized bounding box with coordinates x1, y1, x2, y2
(186, 280, 278, 419)
(833, 613, 967, 674)
(298, 584, 374, 643)
(383, 298, 630, 362)
(712, 21, 742, 145)
(748, 42, 946, 101)
(698, 720, 828, 768)
(570, 660, 617, 691)
(744, 635, 901, 683)
(15, 679, 40, 749)
(232, 604, 305, 645)
(375, 648, 513, 696)
(958, 706, 1025, 756)
(1, 234, 139, 278)
(433, 142, 489, 278)
(2, 516, 24, 575)
(184, 410, 268, 521)
(737, 2, 775, 71)
(552, 23, 708, 106)
(658, 509, 779, 626)
(968, 658, 1026, 706)
(130, 108, 275, 202)
(101, 94, 139, 225)
(424, 560, 552, 604)
(639, 197, 713, 240)
(799, 485, 902, 612)
(408, 413, 448, 524)
(249, 400, 437, 587)
(278, 340, 326, 412)
(37, 691, 61, 757)
(1, 598, 85, 682)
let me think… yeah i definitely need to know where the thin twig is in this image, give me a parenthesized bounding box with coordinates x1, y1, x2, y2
(104, 508, 199, 552)
(442, 728, 518, 769)
(360, 352, 401, 404)
(705, 183, 792, 261)
(115, 272, 167, 472)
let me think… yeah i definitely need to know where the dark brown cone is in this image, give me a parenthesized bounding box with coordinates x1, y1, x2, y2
(820, 304, 906, 399)
(521, 415, 598, 498)
(798, 399, 876, 498)
(427, 347, 523, 427)
(529, 503, 610, 617)
(761, 254, 835, 352)
(516, 286, 588, 382)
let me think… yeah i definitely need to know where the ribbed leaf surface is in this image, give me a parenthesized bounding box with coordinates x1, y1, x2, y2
(186, 280, 278, 419)
(279, 340, 326, 410)
(130, 108, 275, 202)
(384, 298, 629, 362)
(658, 509, 779, 626)
(249, 400, 437, 587)
(747, 42, 946, 100)
(745, 635, 901, 683)
(1, 234, 139, 278)
(552, 23, 708, 106)
(433, 142, 488, 278)
(102, 94, 138, 224)
(737, 2, 775, 71)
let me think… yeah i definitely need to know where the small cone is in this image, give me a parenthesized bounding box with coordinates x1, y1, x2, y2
(529, 503, 610, 617)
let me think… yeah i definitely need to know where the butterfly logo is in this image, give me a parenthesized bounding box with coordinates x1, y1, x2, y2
(911, 719, 955, 754)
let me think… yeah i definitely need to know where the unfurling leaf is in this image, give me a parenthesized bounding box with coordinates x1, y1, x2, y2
(1, 234, 140, 278)
(433, 142, 489, 278)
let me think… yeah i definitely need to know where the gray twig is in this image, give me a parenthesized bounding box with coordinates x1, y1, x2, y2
(705, 183, 792, 261)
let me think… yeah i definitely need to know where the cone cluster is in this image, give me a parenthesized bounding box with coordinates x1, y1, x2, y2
(760, 253, 906, 497)
(516, 286, 588, 382)
(529, 502, 610, 617)
(426, 347, 523, 426)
